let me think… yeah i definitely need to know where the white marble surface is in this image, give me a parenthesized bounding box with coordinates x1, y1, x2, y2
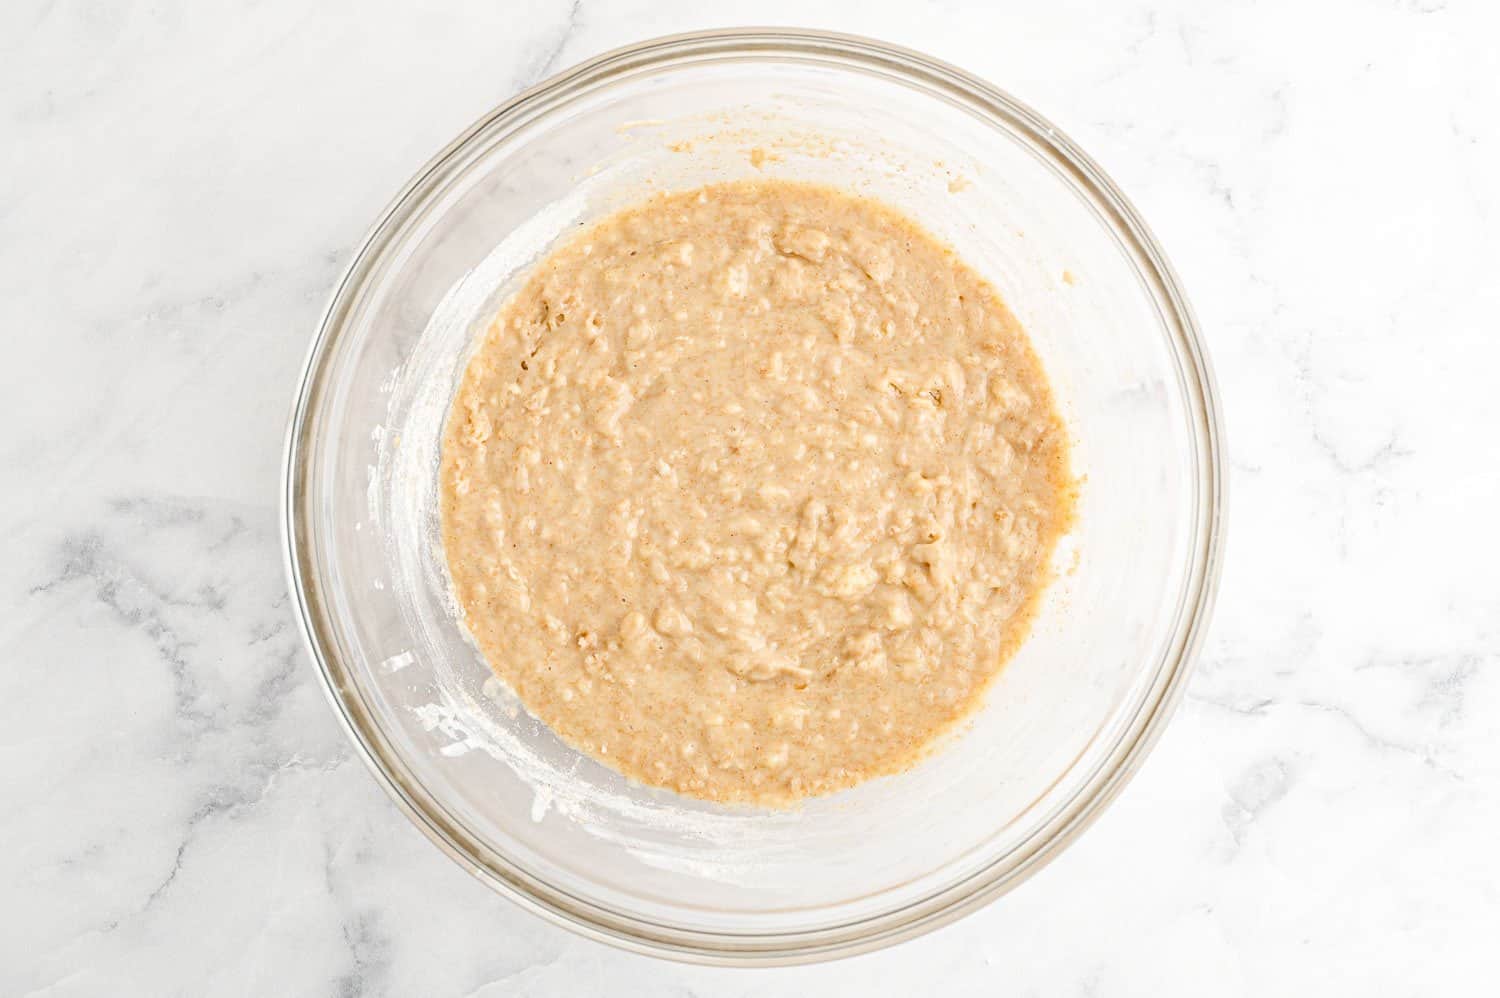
(3, 0, 1498, 993)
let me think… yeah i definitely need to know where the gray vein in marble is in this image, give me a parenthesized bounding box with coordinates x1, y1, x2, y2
(334, 908, 393, 998)
(1291, 698, 1459, 777)
(1187, 692, 1274, 717)
(1222, 757, 1293, 847)
(30, 531, 216, 728)
(1355, 650, 1493, 728)
(1308, 425, 1414, 478)
(519, 0, 584, 90)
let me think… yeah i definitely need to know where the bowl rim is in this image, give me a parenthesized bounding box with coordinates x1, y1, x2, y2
(282, 26, 1226, 966)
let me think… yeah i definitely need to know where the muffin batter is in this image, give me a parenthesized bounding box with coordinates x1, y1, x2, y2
(441, 181, 1073, 805)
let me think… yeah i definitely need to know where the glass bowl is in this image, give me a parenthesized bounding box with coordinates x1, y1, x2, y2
(283, 28, 1223, 964)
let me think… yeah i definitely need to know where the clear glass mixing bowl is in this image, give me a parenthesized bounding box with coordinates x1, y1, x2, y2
(283, 28, 1224, 964)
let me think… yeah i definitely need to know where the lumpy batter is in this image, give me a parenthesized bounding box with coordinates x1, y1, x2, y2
(441, 181, 1073, 805)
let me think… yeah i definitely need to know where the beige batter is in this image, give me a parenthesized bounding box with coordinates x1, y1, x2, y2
(441, 180, 1073, 805)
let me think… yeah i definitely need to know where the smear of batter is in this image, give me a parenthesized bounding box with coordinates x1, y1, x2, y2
(441, 180, 1073, 805)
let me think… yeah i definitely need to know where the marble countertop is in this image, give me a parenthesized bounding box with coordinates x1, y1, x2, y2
(4, 1, 1497, 994)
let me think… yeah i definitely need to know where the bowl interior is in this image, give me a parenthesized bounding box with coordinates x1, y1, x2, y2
(290, 34, 1213, 956)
